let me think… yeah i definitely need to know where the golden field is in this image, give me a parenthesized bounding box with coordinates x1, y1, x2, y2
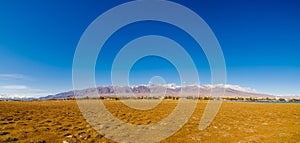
(0, 100, 299, 143)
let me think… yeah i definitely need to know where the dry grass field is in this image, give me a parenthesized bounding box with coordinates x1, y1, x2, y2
(0, 100, 299, 143)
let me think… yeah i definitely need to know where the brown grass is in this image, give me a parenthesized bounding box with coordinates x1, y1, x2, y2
(0, 100, 299, 143)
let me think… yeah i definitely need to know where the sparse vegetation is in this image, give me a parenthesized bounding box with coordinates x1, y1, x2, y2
(0, 100, 299, 142)
(34, 95, 300, 104)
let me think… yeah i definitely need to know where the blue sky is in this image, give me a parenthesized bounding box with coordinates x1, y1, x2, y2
(0, 0, 300, 97)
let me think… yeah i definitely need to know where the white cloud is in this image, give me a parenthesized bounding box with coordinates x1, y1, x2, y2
(0, 74, 27, 80)
(0, 93, 50, 98)
(0, 85, 52, 98)
(0, 94, 28, 98)
(0, 85, 28, 90)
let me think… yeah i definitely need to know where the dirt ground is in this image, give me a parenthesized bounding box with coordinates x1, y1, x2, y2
(0, 100, 299, 143)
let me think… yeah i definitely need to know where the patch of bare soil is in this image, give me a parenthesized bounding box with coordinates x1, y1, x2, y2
(0, 100, 299, 142)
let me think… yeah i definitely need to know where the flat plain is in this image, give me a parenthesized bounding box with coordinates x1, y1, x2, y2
(0, 100, 299, 143)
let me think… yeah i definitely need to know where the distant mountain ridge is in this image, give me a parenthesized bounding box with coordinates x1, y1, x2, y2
(2, 85, 299, 100)
(38, 84, 278, 100)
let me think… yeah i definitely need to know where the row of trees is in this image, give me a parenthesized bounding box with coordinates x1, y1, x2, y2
(5, 96, 298, 102)
(94, 96, 300, 102)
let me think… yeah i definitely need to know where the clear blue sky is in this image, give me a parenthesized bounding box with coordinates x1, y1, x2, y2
(0, 0, 299, 97)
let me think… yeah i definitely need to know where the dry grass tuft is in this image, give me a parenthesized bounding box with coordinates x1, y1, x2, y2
(0, 100, 299, 142)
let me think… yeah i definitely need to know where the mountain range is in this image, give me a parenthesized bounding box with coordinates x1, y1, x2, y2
(2, 84, 299, 100)
(38, 84, 279, 100)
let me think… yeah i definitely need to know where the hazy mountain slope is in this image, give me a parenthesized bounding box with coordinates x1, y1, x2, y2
(39, 85, 276, 100)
